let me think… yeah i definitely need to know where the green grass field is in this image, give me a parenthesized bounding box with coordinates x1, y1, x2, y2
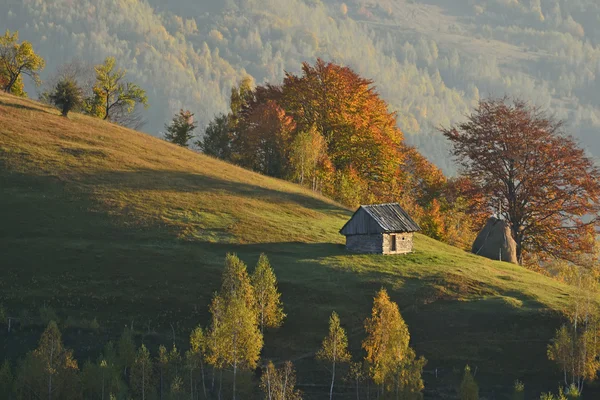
(0, 93, 587, 398)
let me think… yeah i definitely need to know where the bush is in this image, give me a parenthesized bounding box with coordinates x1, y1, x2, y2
(49, 78, 83, 117)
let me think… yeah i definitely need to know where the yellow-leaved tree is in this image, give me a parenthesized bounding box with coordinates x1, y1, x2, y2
(251, 253, 285, 333)
(362, 289, 425, 398)
(207, 253, 263, 400)
(317, 311, 351, 400)
(0, 30, 45, 96)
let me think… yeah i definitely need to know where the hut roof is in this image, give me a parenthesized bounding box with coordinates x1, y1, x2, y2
(340, 203, 421, 236)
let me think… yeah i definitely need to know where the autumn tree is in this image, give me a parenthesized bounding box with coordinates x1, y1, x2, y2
(89, 57, 148, 125)
(130, 344, 154, 400)
(164, 109, 197, 147)
(459, 365, 479, 400)
(260, 361, 303, 400)
(233, 100, 296, 177)
(14, 321, 79, 399)
(547, 268, 600, 393)
(49, 78, 84, 117)
(317, 311, 351, 400)
(187, 325, 208, 399)
(442, 98, 600, 264)
(206, 253, 263, 400)
(362, 289, 417, 395)
(289, 125, 328, 190)
(251, 253, 285, 333)
(0, 30, 45, 94)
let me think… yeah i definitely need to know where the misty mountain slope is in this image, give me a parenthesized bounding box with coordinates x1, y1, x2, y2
(3, 0, 600, 175)
(0, 92, 591, 398)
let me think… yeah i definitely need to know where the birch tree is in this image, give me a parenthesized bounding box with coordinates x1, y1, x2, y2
(317, 311, 351, 400)
(362, 289, 411, 394)
(251, 254, 285, 333)
(130, 344, 153, 400)
(207, 254, 263, 400)
(260, 361, 302, 400)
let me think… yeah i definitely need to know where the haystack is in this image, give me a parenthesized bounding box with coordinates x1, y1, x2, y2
(472, 217, 518, 264)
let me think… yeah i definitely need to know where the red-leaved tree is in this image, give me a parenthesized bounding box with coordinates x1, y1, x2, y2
(442, 98, 600, 264)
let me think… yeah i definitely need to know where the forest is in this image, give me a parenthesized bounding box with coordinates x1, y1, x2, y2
(3, 0, 600, 174)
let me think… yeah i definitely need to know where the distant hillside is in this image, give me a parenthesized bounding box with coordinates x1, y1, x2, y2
(3, 0, 600, 174)
(0, 93, 591, 398)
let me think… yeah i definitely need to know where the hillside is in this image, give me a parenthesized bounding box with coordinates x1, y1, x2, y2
(4, 0, 600, 174)
(0, 93, 588, 398)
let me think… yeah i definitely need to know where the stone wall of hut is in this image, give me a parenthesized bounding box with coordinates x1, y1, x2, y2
(382, 232, 413, 255)
(345, 233, 414, 254)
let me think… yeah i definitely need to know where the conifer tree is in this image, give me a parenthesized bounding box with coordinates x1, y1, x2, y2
(317, 311, 351, 400)
(362, 289, 411, 393)
(251, 253, 285, 333)
(459, 365, 479, 400)
(164, 109, 197, 147)
(130, 344, 153, 400)
(49, 78, 83, 117)
(207, 253, 263, 400)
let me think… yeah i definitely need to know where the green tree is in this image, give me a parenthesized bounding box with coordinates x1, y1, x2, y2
(197, 114, 231, 160)
(251, 254, 285, 333)
(117, 326, 136, 379)
(0, 360, 13, 399)
(207, 254, 263, 400)
(459, 365, 479, 400)
(164, 109, 197, 147)
(0, 30, 45, 93)
(49, 78, 83, 117)
(157, 345, 169, 400)
(90, 57, 148, 123)
(317, 311, 351, 400)
(260, 361, 302, 400)
(130, 344, 154, 400)
(362, 289, 411, 393)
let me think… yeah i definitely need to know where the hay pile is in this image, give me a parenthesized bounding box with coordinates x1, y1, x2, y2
(472, 217, 518, 264)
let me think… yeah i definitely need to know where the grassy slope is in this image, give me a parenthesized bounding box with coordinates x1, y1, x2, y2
(0, 93, 583, 398)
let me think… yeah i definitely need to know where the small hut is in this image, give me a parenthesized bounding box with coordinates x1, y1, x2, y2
(340, 203, 420, 254)
(472, 216, 518, 264)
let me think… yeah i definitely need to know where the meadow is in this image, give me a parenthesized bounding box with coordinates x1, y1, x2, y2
(0, 93, 587, 398)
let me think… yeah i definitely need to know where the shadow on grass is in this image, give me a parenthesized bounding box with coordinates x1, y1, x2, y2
(88, 169, 349, 215)
(0, 98, 50, 113)
(0, 167, 577, 398)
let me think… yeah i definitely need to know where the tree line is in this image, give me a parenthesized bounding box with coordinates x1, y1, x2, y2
(1, 252, 593, 399)
(0, 253, 431, 400)
(0, 30, 148, 128)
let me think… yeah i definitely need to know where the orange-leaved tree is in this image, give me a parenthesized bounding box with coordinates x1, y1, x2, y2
(442, 98, 600, 264)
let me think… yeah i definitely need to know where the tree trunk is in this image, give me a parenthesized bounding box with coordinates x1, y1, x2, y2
(218, 369, 223, 400)
(329, 360, 335, 400)
(233, 360, 237, 400)
(200, 359, 207, 399)
(190, 368, 193, 400)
